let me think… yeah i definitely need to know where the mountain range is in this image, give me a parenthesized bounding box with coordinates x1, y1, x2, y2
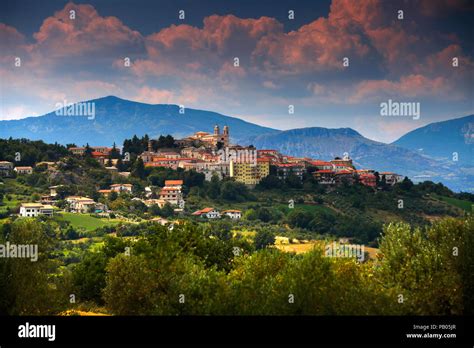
(0, 96, 472, 192)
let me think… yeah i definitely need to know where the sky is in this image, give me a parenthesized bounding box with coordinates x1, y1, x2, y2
(0, 0, 473, 143)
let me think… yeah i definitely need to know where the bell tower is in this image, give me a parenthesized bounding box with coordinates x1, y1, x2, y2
(223, 125, 229, 146)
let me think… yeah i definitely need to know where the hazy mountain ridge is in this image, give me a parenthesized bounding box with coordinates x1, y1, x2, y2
(0, 96, 278, 146)
(1, 96, 472, 191)
(245, 127, 447, 175)
(393, 115, 474, 166)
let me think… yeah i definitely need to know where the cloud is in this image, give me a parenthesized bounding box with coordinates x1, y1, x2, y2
(348, 74, 452, 103)
(32, 2, 144, 58)
(0, 1, 472, 142)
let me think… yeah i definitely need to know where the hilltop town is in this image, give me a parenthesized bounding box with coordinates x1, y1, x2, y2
(1, 125, 406, 223)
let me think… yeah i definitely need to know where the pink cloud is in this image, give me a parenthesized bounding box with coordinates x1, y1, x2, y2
(32, 2, 144, 57)
(349, 74, 454, 103)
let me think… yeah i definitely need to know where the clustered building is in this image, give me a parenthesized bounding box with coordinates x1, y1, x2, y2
(5, 123, 403, 219)
(137, 124, 403, 188)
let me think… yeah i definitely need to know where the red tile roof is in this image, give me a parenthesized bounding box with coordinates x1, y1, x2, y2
(165, 180, 183, 186)
(310, 160, 332, 166)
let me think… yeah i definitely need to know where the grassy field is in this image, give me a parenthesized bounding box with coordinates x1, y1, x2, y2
(434, 195, 472, 212)
(275, 238, 379, 260)
(57, 212, 122, 232)
(0, 194, 20, 213)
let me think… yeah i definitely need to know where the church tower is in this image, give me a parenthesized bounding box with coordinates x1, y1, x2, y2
(214, 124, 220, 136)
(223, 125, 229, 146)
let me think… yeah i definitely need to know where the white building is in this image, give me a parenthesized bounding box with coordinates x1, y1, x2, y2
(192, 207, 221, 219)
(222, 210, 242, 219)
(65, 196, 96, 213)
(20, 203, 54, 217)
(110, 184, 133, 193)
(0, 161, 14, 177)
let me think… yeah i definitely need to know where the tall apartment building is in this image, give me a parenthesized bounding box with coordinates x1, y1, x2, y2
(229, 160, 270, 186)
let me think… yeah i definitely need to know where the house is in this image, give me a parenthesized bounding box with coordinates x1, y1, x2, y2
(19, 203, 54, 217)
(69, 146, 112, 157)
(150, 217, 169, 225)
(334, 170, 355, 185)
(110, 184, 133, 193)
(98, 189, 112, 197)
(36, 162, 56, 171)
(69, 147, 86, 155)
(164, 180, 183, 187)
(192, 207, 221, 219)
(143, 199, 167, 208)
(14, 166, 33, 175)
(359, 173, 377, 187)
(0, 161, 14, 177)
(159, 183, 184, 207)
(275, 163, 304, 181)
(331, 156, 354, 170)
(309, 160, 334, 171)
(222, 209, 242, 219)
(49, 185, 63, 197)
(313, 170, 336, 185)
(65, 196, 96, 213)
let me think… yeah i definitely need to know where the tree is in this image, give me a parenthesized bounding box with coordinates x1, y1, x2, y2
(149, 204, 162, 216)
(207, 174, 220, 199)
(84, 143, 93, 157)
(0, 219, 62, 315)
(72, 253, 108, 303)
(254, 229, 275, 250)
(256, 207, 273, 223)
(160, 203, 174, 218)
(220, 181, 249, 201)
(376, 217, 473, 315)
(257, 175, 283, 190)
(110, 142, 121, 159)
(132, 158, 146, 179)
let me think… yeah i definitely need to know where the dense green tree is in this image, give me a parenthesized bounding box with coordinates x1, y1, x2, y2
(254, 229, 275, 250)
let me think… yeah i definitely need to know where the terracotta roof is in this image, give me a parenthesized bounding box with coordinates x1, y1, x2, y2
(165, 180, 183, 185)
(276, 163, 302, 167)
(192, 207, 215, 215)
(310, 161, 332, 166)
(222, 209, 241, 213)
(91, 151, 107, 157)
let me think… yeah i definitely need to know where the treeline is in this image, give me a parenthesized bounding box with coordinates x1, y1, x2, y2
(0, 216, 472, 315)
(123, 134, 176, 157)
(0, 138, 69, 166)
